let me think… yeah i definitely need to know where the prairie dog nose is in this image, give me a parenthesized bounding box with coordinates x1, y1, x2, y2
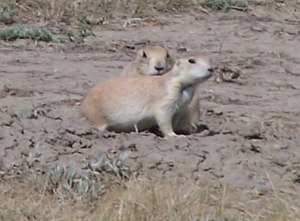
(155, 66, 164, 71)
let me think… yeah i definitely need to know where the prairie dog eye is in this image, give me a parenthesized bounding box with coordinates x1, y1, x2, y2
(142, 51, 147, 58)
(166, 53, 170, 58)
(188, 58, 196, 64)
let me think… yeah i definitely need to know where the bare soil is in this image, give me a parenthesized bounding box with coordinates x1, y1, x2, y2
(1, 4, 300, 200)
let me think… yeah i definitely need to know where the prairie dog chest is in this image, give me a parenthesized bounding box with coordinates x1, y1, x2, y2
(174, 86, 195, 112)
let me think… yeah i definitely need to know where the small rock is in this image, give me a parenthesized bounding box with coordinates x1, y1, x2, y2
(58, 129, 66, 135)
(250, 142, 262, 153)
(128, 144, 137, 152)
(20, 149, 31, 157)
(66, 127, 76, 134)
(0, 158, 11, 171)
(191, 165, 199, 173)
(166, 161, 174, 167)
(255, 186, 270, 196)
(154, 1, 165, 11)
(213, 108, 223, 115)
(240, 141, 262, 153)
(198, 130, 211, 137)
(72, 142, 81, 149)
(0, 117, 13, 126)
(214, 73, 224, 83)
(238, 126, 264, 140)
(292, 172, 300, 184)
(272, 157, 287, 167)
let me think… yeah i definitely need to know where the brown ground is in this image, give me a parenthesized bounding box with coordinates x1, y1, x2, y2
(0, 2, 300, 204)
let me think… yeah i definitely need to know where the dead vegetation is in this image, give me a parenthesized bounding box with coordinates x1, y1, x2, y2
(0, 0, 249, 24)
(1, 165, 300, 220)
(0, 0, 250, 42)
(0, 146, 299, 221)
(0, 0, 297, 42)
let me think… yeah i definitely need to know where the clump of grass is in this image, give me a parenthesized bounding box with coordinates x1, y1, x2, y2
(0, 5, 14, 24)
(200, 0, 248, 10)
(163, 0, 196, 11)
(47, 151, 132, 201)
(0, 25, 54, 42)
(3, 145, 133, 202)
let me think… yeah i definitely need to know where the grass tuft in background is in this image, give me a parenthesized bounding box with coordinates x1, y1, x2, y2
(0, 0, 250, 42)
(200, 0, 248, 10)
(0, 26, 54, 41)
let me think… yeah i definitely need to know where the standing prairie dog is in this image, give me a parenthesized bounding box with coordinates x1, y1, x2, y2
(80, 55, 213, 137)
(121, 45, 173, 76)
(121, 45, 202, 134)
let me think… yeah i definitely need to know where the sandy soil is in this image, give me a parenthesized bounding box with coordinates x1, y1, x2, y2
(0, 5, 300, 198)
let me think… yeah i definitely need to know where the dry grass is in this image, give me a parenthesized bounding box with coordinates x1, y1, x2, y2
(0, 0, 249, 26)
(0, 147, 299, 221)
(0, 174, 300, 221)
(0, 0, 298, 42)
(0, 0, 250, 41)
(0, 147, 299, 220)
(200, 0, 248, 10)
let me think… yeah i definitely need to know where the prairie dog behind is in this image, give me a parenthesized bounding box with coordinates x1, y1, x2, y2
(80, 55, 214, 137)
(121, 45, 173, 76)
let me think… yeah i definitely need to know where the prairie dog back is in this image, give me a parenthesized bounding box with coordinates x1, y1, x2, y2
(121, 45, 173, 76)
(80, 75, 168, 132)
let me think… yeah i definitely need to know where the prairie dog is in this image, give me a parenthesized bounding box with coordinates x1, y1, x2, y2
(121, 46, 202, 134)
(121, 45, 173, 76)
(80, 56, 213, 137)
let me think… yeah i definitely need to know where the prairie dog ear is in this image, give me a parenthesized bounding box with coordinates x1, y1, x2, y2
(166, 52, 170, 58)
(137, 49, 147, 58)
(142, 51, 147, 58)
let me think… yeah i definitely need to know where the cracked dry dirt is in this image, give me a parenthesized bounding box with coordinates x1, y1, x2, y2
(0, 6, 300, 198)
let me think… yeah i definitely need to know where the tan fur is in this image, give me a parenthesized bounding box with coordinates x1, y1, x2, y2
(121, 45, 173, 76)
(172, 87, 201, 134)
(81, 56, 213, 137)
(121, 45, 202, 134)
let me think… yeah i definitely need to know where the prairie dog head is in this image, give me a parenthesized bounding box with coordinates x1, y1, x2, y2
(172, 56, 214, 86)
(134, 45, 173, 75)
